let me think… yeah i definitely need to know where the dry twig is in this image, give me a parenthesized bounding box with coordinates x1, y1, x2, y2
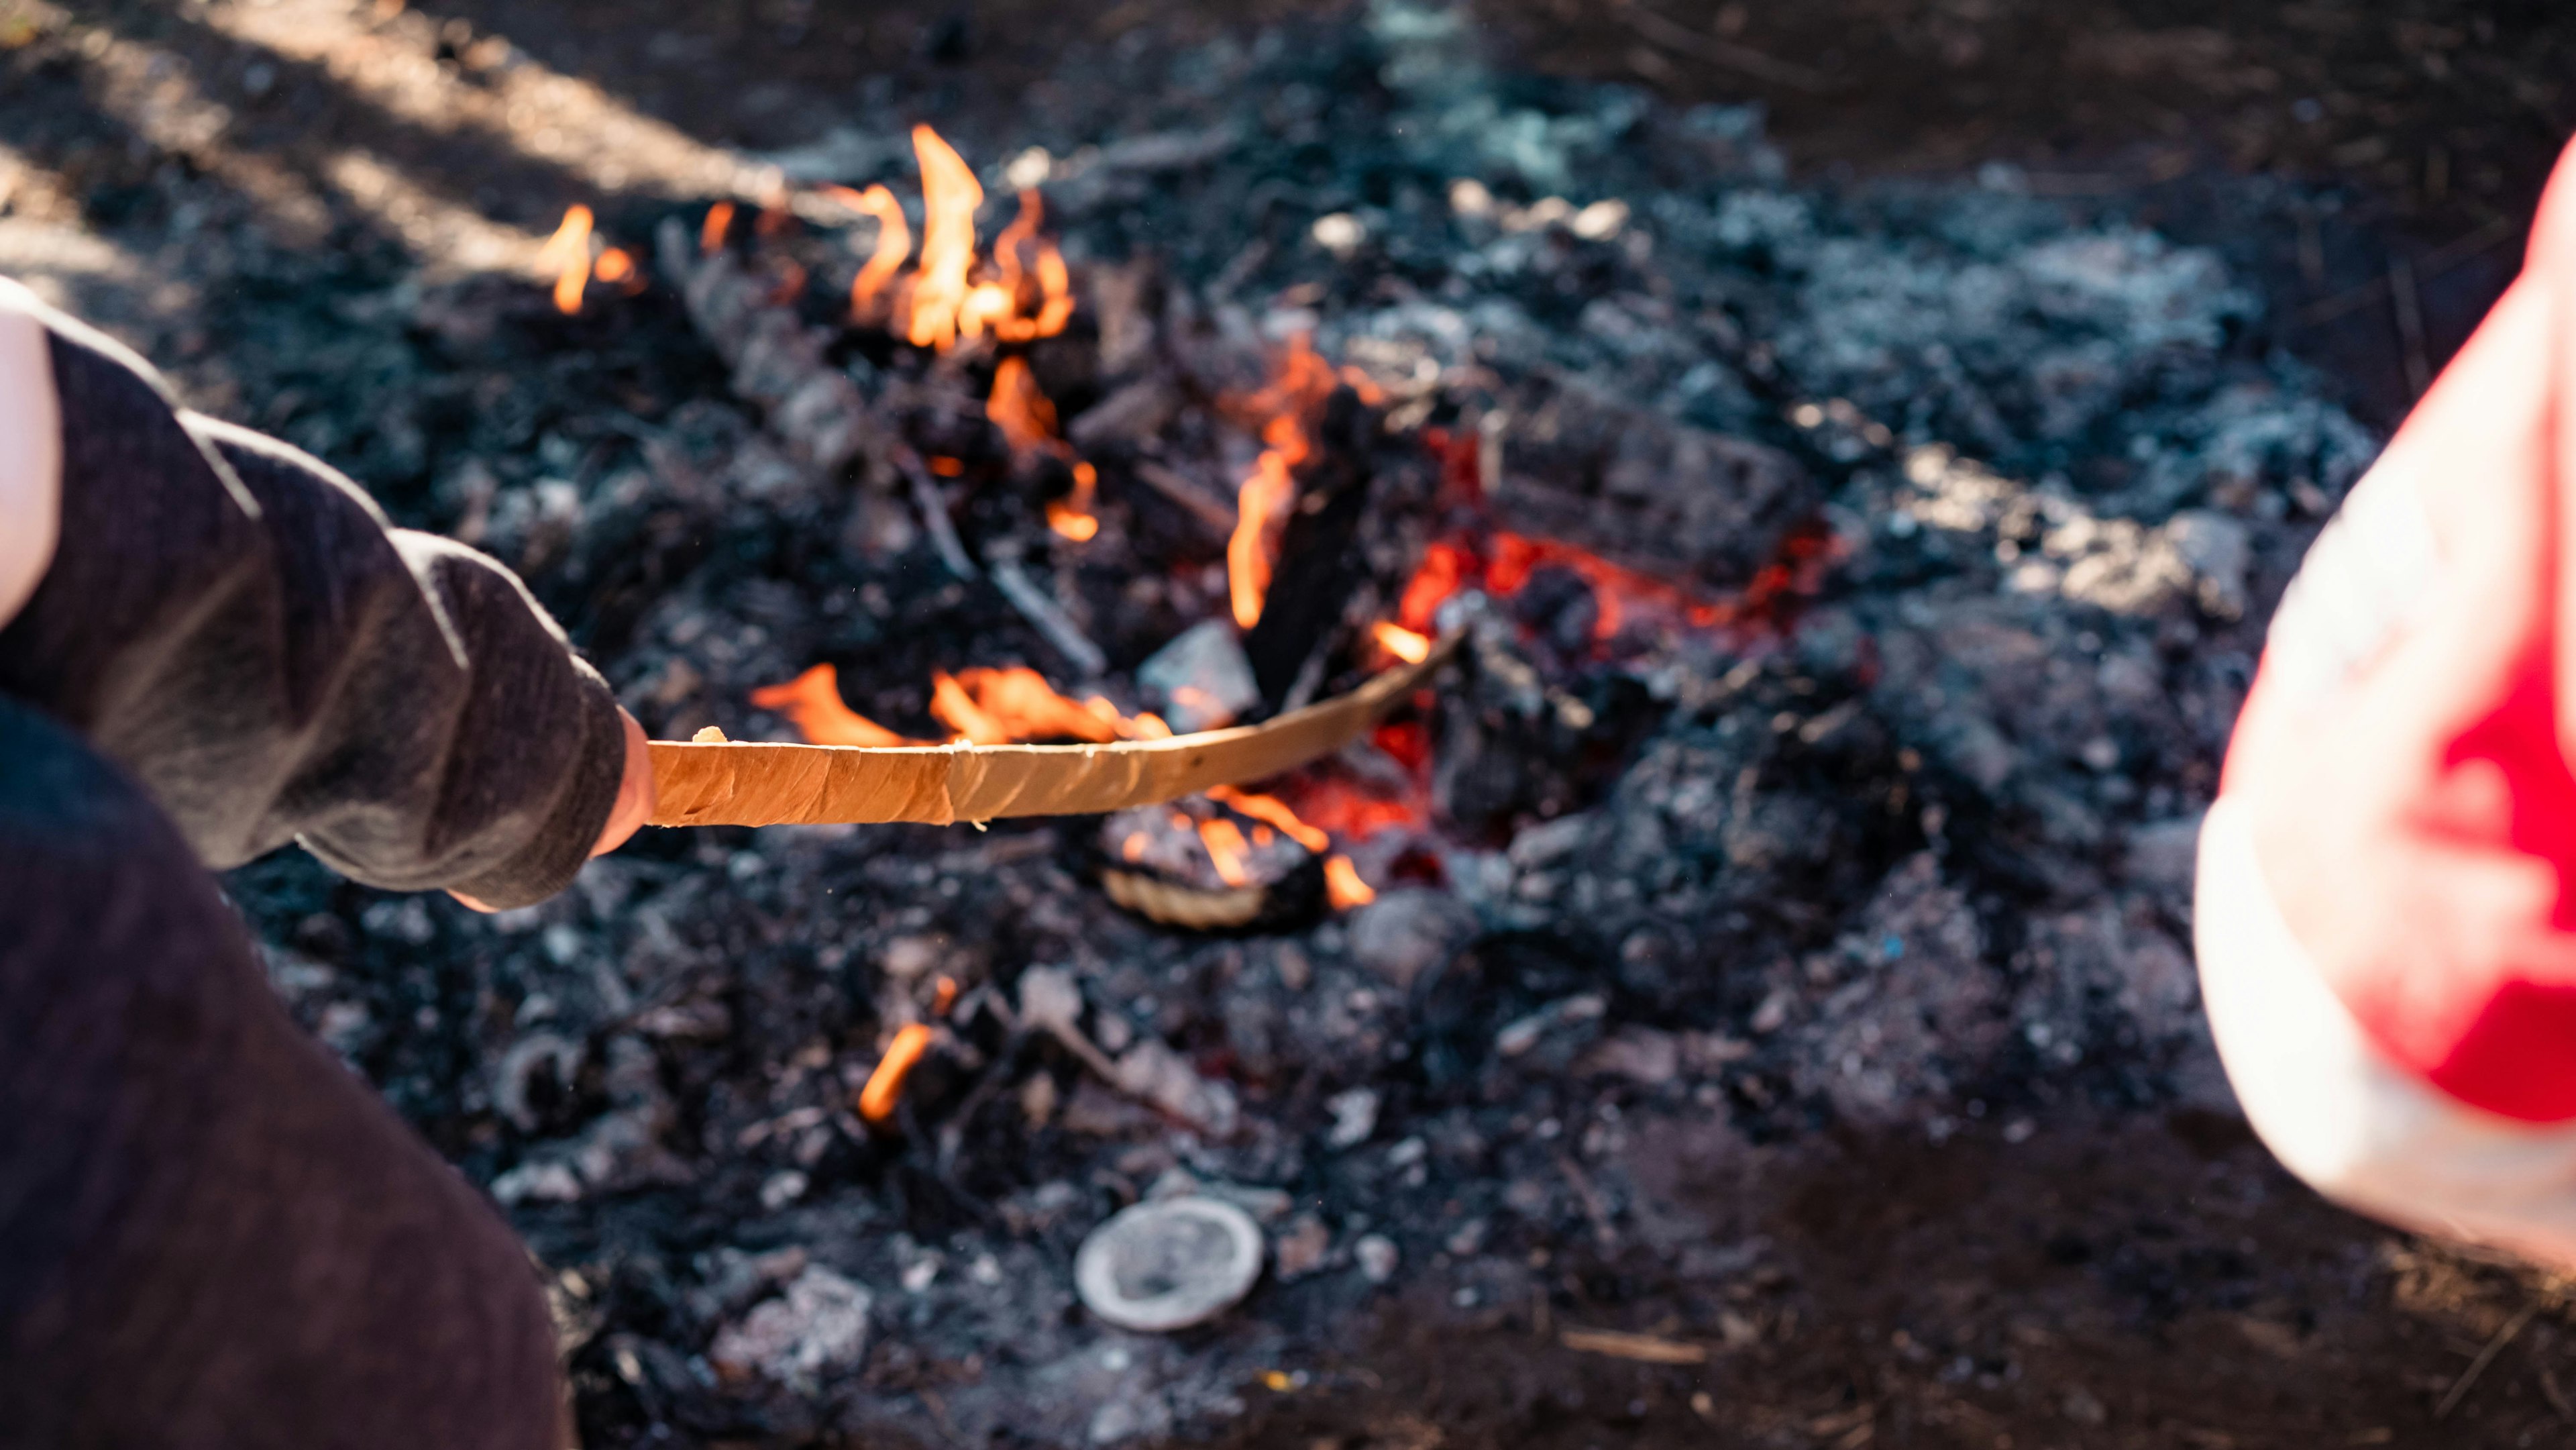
(2434, 1298, 2542, 1420)
(1558, 1327, 1709, 1365)
(985, 554, 1108, 678)
(1615, 1, 1832, 93)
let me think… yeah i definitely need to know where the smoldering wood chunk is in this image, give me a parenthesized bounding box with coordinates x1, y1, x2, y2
(1493, 374, 1816, 590)
(1244, 386, 1378, 707)
(654, 216, 881, 476)
(1431, 613, 1658, 841)
(1093, 800, 1324, 933)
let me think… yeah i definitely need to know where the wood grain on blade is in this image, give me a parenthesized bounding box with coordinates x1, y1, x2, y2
(647, 634, 1454, 829)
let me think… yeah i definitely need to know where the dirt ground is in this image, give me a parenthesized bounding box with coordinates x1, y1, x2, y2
(8, 1, 2576, 1447)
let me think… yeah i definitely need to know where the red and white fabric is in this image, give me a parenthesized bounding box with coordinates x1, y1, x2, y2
(2199, 138, 2576, 1267)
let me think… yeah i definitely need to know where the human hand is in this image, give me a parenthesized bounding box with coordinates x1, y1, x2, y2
(450, 707, 654, 912)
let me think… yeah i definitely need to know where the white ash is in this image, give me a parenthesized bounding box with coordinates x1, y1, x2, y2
(706, 1265, 874, 1390)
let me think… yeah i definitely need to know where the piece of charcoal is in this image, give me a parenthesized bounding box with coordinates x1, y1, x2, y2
(1244, 386, 1379, 707)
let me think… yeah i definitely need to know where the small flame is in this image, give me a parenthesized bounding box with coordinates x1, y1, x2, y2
(858, 1023, 934, 1124)
(700, 199, 734, 256)
(906, 123, 985, 351)
(1121, 831, 1149, 862)
(1047, 461, 1100, 542)
(1371, 622, 1432, 664)
(1228, 335, 1340, 628)
(593, 247, 642, 293)
(535, 204, 594, 314)
(748, 663, 924, 747)
(989, 189, 1073, 343)
(932, 667, 1123, 745)
(1324, 854, 1378, 909)
(987, 355, 1099, 541)
(825, 183, 912, 321)
(986, 355, 1060, 458)
(1197, 818, 1253, 888)
(1206, 785, 1329, 853)
(991, 188, 1041, 298)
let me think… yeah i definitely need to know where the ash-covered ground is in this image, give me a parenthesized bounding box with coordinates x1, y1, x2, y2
(11, 1, 2576, 1446)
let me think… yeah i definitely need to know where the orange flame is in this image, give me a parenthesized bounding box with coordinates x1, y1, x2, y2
(1324, 854, 1378, 909)
(906, 124, 985, 351)
(535, 204, 594, 314)
(992, 188, 1040, 298)
(822, 183, 912, 321)
(1371, 622, 1432, 664)
(1048, 462, 1101, 542)
(813, 136, 1073, 352)
(1028, 247, 1075, 340)
(858, 1023, 934, 1124)
(1228, 335, 1339, 628)
(1197, 818, 1253, 887)
(986, 355, 1059, 458)
(748, 664, 924, 747)
(594, 247, 643, 294)
(1205, 785, 1329, 853)
(700, 200, 735, 256)
(1399, 539, 1474, 633)
(988, 354, 1099, 541)
(932, 667, 1124, 745)
(989, 190, 1074, 343)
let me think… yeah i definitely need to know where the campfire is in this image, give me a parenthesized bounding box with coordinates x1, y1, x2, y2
(527, 123, 1828, 939)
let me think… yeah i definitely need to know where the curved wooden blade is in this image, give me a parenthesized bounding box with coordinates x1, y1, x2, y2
(647, 633, 1456, 828)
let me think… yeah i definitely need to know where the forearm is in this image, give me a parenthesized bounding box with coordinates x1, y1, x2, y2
(0, 284, 622, 909)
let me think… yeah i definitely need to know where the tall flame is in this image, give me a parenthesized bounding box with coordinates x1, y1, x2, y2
(906, 124, 985, 351)
(700, 199, 734, 256)
(1228, 335, 1339, 628)
(806, 133, 1075, 352)
(535, 204, 594, 314)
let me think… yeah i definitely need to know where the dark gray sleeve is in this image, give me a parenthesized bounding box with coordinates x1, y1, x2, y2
(0, 305, 624, 911)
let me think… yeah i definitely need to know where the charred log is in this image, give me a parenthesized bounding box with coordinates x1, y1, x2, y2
(1242, 385, 1379, 709)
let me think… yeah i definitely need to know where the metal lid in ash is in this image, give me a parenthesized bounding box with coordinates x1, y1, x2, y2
(1073, 1196, 1265, 1332)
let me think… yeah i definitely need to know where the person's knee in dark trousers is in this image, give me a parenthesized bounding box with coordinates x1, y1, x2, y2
(0, 279, 650, 1443)
(0, 699, 566, 1449)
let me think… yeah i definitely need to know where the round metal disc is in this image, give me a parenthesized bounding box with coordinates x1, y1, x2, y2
(1073, 1196, 1265, 1333)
